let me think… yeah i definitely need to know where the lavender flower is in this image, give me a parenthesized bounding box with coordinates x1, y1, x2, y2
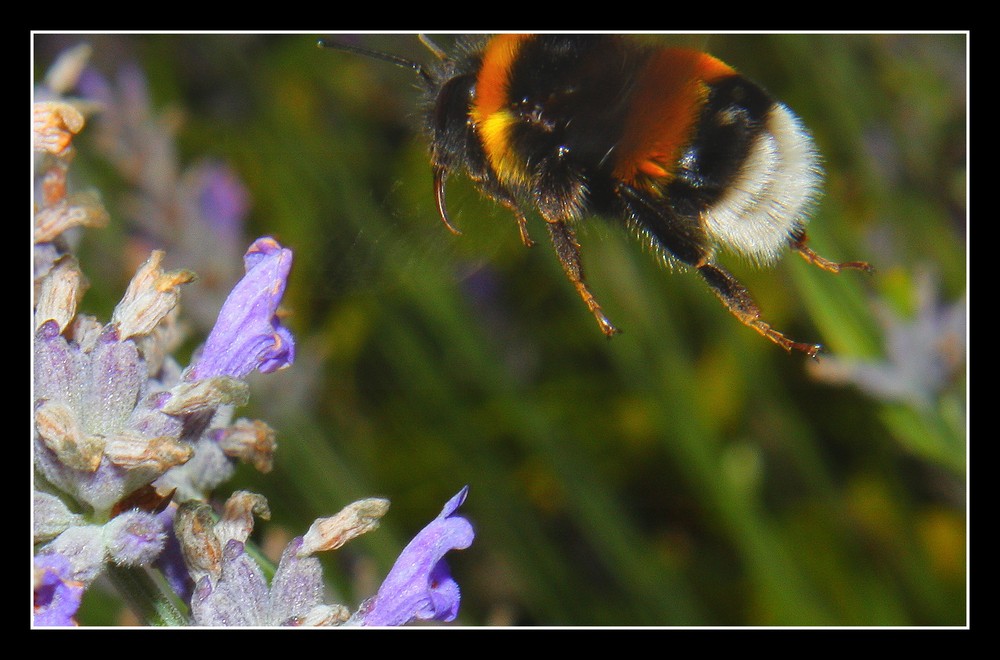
(352, 486, 475, 626)
(189, 537, 351, 627)
(182, 493, 388, 626)
(808, 269, 966, 409)
(33, 553, 84, 626)
(191, 160, 251, 245)
(103, 509, 169, 566)
(34, 234, 296, 522)
(34, 43, 477, 628)
(182, 488, 475, 627)
(33, 316, 193, 517)
(34, 75, 296, 607)
(36, 509, 169, 590)
(187, 237, 295, 381)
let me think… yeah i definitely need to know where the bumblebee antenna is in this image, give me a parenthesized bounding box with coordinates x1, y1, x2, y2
(317, 37, 433, 84)
(418, 34, 449, 61)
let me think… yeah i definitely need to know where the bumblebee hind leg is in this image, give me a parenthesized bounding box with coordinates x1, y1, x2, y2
(616, 182, 823, 356)
(789, 229, 873, 274)
(697, 261, 821, 358)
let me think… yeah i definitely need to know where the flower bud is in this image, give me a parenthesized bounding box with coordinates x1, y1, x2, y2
(103, 509, 167, 567)
(216, 418, 276, 473)
(34, 491, 84, 544)
(299, 498, 390, 556)
(35, 255, 87, 333)
(112, 250, 196, 340)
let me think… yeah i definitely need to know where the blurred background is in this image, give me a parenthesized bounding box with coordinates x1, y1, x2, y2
(33, 33, 967, 627)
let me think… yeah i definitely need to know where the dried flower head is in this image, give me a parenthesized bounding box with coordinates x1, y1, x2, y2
(33, 102, 85, 157)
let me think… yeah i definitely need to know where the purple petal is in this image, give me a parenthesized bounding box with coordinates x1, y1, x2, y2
(75, 66, 112, 105)
(33, 553, 84, 626)
(188, 237, 294, 381)
(153, 506, 195, 602)
(33, 322, 84, 412)
(360, 486, 474, 626)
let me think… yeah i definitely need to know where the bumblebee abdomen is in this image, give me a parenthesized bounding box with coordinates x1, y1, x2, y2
(673, 75, 823, 264)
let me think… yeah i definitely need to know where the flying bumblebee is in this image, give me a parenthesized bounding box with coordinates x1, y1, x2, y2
(319, 34, 872, 357)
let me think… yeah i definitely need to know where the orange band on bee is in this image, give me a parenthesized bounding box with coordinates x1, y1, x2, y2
(613, 49, 736, 187)
(473, 34, 530, 118)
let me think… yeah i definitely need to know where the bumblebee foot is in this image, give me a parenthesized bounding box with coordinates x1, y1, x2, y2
(597, 317, 621, 337)
(581, 291, 620, 337)
(516, 213, 536, 248)
(546, 219, 620, 337)
(752, 321, 823, 359)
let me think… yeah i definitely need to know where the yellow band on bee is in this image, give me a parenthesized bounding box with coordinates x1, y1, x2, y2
(472, 34, 533, 188)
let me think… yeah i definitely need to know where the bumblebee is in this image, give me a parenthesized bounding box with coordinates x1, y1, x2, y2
(320, 34, 872, 357)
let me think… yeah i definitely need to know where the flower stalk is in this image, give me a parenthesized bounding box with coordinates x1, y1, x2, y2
(104, 563, 189, 627)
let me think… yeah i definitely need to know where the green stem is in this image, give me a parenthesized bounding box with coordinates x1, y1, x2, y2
(105, 564, 189, 626)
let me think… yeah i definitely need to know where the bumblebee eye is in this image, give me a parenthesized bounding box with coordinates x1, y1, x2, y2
(431, 73, 479, 166)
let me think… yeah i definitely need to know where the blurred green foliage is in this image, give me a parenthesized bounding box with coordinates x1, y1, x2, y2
(34, 33, 966, 626)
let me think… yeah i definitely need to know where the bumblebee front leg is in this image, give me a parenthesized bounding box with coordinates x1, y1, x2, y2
(697, 262, 821, 358)
(501, 201, 535, 248)
(514, 211, 535, 248)
(546, 220, 620, 337)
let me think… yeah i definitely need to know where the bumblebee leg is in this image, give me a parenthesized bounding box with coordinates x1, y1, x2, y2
(789, 230, 873, 274)
(547, 220, 620, 336)
(697, 262, 821, 358)
(497, 200, 535, 247)
(468, 169, 536, 247)
(514, 210, 535, 248)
